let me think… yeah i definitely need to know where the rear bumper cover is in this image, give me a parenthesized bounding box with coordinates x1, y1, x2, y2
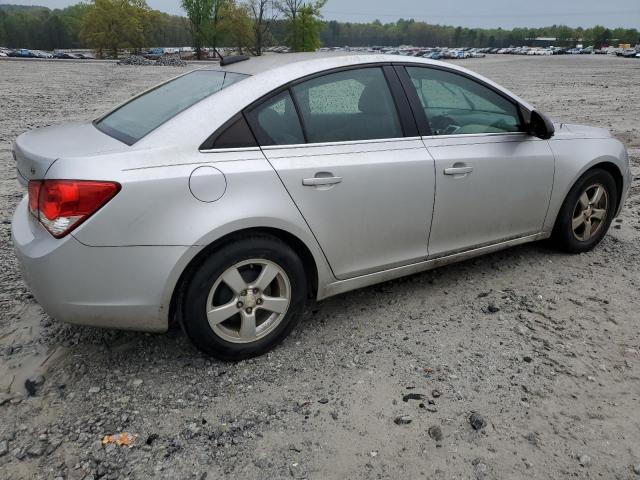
(11, 197, 191, 332)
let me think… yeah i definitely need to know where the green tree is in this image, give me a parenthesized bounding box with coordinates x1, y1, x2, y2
(181, 0, 213, 59)
(584, 25, 611, 47)
(181, 0, 229, 59)
(247, 0, 277, 55)
(80, 0, 153, 58)
(0, 10, 8, 46)
(278, 0, 324, 51)
(221, 1, 253, 54)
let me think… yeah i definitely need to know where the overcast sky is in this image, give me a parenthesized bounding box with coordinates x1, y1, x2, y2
(2, 0, 639, 28)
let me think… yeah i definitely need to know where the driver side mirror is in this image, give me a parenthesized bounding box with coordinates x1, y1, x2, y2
(528, 110, 555, 140)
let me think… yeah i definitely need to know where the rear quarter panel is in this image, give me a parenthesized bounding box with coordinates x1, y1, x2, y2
(44, 147, 335, 298)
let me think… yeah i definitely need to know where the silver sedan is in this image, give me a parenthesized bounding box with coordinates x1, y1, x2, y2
(11, 53, 631, 360)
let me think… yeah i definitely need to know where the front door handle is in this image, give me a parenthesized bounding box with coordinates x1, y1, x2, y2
(443, 166, 473, 175)
(302, 176, 343, 186)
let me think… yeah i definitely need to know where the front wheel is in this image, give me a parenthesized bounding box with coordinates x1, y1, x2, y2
(551, 168, 617, 253)
(182, 235, 307, 360)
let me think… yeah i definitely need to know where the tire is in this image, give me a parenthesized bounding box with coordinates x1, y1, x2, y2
(551, 168, 617, 253)
(182, 234, 307, 360)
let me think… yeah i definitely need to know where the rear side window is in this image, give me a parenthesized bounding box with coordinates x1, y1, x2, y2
(96, 70, 248, 145)
(291, 67, 403, 143)
(246, 90, 305, 146)
(405, 67, 521, 135)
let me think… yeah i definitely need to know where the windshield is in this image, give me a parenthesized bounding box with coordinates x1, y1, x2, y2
(96, 70, 248, 145)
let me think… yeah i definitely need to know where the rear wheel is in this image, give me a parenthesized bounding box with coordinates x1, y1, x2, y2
(182, 235, 307, 360)
(552, 168, 617, 253)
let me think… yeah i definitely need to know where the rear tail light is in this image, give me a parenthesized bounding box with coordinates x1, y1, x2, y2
(27, 180, 120, 238)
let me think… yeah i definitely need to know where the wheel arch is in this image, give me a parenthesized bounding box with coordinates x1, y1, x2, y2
(168, 226, 321, 327)
(546, 151, 627, 234)
(590, 161, 624, 213)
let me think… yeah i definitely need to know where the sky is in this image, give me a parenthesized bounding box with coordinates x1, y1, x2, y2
(2, 0, 639, 29)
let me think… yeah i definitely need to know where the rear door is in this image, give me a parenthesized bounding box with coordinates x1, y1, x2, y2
(398, 65, 555, 258)
(247, 66, 436, 280)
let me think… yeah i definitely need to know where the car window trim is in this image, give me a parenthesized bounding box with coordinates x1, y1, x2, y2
(394, 63, 527, 137)
(421, 131, 529, 141)
(393, 66, 432, 136)
(288, 86, 309, 143)
(199, 112, 259, 151)
(260, 136, 424, 151)
(382, 65, 419, 137)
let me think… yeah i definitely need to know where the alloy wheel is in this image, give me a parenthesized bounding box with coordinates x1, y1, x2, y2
(571, 183, 608, 242)
(206, 259, 291, 343)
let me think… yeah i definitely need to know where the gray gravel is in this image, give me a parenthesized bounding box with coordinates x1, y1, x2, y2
(1, 55, 640, 479)
(118, 54, 188, 67)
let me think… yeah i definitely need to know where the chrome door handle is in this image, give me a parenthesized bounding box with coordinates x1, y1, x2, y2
(443, 166, 473, 175)
(302, 176, 343, 186)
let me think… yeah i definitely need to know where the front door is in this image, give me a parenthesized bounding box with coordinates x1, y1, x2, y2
(425, 134, 555, 256)
(401, 65, 555, 257)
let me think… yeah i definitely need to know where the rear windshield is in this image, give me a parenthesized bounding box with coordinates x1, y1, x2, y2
(96, 70, 248, 145)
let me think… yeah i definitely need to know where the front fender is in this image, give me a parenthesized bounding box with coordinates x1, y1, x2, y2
(544, 138, 630, 232)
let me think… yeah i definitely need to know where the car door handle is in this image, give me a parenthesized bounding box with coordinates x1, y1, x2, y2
(302, 176, 343, 186)
(443, 166, 473, 175)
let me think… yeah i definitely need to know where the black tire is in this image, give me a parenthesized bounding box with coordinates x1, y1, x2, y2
(182, 234, 307, 360)
(551, 168, 617, 253)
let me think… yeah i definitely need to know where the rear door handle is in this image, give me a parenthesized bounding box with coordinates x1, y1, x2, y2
(302, 176, 343, 186)
(443, 166, 473, 175)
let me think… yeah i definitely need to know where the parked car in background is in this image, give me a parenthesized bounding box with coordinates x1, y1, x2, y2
(145, 47, 165, 60)
(11, 53, 631, 360)
(8, 49, 34, 58)
(54, 52, 79, 59)
(31, 50, 54, 59)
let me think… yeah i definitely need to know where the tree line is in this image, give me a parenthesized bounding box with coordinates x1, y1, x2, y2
(321, 21, 640, 49)
(1, 2, 638, 56)
(0, 3, 191, 52)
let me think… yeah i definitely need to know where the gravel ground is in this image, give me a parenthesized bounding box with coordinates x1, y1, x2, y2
(1, 55, 639, 480)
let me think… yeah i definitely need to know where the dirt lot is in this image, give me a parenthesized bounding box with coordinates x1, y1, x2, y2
(0, 55, 639, 480)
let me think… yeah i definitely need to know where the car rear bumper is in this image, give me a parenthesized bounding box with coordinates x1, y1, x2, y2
(11, 196, 191, 332)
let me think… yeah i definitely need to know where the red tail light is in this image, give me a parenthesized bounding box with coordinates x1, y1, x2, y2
(27, 180, 121, 238)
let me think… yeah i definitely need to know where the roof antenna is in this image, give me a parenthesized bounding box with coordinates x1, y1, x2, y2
(214, 47, 249, 66)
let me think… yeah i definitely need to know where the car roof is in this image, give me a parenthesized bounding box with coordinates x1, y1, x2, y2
(208, 53, 530, 110)
(213, 51, 360, 76)
(136, 53, 534, 150)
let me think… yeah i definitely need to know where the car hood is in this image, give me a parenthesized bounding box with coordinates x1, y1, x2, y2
(553, 123, 612, 140)
(13, 122, 128, 186)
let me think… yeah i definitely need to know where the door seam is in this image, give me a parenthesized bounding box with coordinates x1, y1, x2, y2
(257, 148, 339, 281)
(421, 140, 437, 257)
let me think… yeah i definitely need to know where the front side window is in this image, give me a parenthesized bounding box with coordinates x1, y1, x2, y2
(96, 70, 248, 145)
(405, 67, 522, 136)
(292, 67, 403, 143)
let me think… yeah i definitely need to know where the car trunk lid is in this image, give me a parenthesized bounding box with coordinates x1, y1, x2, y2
(13, 122, 128, 186)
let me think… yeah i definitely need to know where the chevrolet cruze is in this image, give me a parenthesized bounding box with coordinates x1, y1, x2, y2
(11, 53, 631, 360)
